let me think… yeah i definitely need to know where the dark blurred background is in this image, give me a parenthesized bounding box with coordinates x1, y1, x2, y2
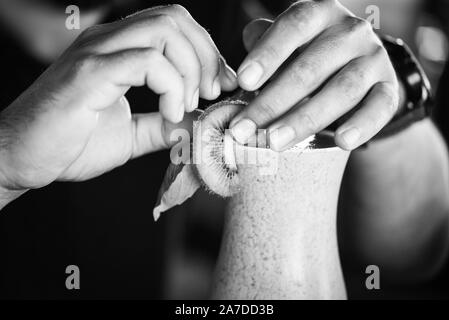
(0, 0, 448, 299)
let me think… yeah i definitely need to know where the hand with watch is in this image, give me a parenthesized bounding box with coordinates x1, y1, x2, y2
(236, 33, 432, 147)
(229, 1, 432, 151)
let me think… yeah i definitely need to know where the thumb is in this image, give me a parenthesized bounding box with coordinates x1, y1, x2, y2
(131, 109, 203, 159)
(242, 19, 273, 52)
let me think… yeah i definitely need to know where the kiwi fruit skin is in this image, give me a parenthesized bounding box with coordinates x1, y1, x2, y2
(193, 100, 247, 197)
(195, 99, 247, 124)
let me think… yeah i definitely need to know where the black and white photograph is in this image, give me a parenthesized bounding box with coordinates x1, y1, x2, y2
(0, 0, 448, 309)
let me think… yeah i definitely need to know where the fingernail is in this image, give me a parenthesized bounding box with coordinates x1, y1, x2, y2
(238, 61, 263, 88)
(224, 62, 237, 78)
(230, 118, 257, 144)
(338, 127, 361, 147)
(212, 77, 221, 98)
(225, 65, 238, 86)
(269, 126, 296, 151)
(190, 88, 199, 111)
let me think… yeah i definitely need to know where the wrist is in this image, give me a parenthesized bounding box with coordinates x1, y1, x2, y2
(0, 172, 26, 210)
(0, 187, 24, 210)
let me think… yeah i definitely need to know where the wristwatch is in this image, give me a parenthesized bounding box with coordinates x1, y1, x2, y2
(373, 35, 433, 139)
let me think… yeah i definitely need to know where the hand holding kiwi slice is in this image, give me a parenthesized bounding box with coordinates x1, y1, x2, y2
(153, 99, 247, 220)
(153, 95, 315, 220)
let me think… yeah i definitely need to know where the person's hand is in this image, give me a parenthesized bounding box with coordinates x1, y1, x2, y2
(0, 4, 237, 194)
(230, 0, 399, 151)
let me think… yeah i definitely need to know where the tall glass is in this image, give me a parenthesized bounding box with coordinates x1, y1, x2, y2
(211, 135, 350, 299)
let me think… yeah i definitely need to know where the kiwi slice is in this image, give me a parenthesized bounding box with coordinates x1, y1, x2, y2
(193, 100, 247, 197)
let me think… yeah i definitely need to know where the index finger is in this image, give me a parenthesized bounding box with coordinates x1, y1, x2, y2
(237, 0, 339, 90)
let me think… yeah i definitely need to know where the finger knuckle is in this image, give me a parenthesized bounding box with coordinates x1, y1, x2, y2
(152, 13, 178, 29)
(317, 28, 346, 53)
(337, 66, 366, 99)
(372, 45, 398, 81)
(254, 99, 280, 125)
(167, 4, 190, 17)
(288, 59, 319, 89)
(379, 83, 399, 114)
(289, 1, 310, 20)
(298, 112, 320, 133)
(281, 1, 316, 32)
(344, 16, 372, 36)
(72, 54, 100, 77)
(372, 43, 388, 58)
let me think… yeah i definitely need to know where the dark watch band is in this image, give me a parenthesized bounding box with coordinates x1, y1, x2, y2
(373, 35, 433, 139)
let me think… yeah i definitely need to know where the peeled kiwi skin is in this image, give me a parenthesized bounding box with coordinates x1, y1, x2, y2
(193, 100, 247, 197)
